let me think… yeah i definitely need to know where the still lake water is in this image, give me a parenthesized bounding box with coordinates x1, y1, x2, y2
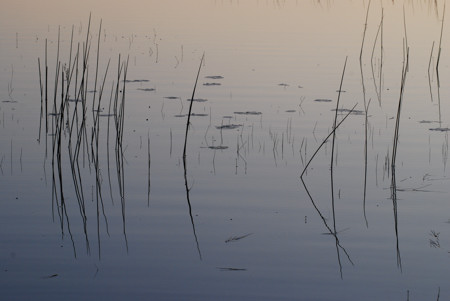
(2, 0, 450, 300)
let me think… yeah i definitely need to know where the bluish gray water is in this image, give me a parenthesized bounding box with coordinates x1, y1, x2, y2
(1, 1, 450, 300)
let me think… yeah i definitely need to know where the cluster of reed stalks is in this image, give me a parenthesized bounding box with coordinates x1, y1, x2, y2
(38, 15, 129, 258)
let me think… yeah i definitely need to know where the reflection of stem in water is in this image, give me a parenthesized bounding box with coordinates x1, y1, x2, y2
(390, 167, 402, 271)
(148, 131, 151, 207)
(363, 99, 371, 228)
(300, 177, 353, 278)
(442, 132, 448, 171)
(182, 159, 202, 260)
(170, 128, 172, 157)
(45, 39, 48, 138)
(10, 140, 13, 175)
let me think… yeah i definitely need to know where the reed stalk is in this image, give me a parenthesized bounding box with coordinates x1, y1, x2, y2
(183, 53, 205, 159)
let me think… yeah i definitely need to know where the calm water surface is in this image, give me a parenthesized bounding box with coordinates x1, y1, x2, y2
(1, 1, 450, 300)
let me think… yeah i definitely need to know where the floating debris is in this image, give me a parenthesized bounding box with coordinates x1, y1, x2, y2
(278, 83, 289, 87)
(225, 233, 253, 243)
(336, 89, 346, 93)
(205, 75, 224, 79)
(216, 124, 242, 130)
(298, 85, 303, 88)
(174, 114, 186, 117)
(430, 128, 450, 132)
(217, 267, 247, 272)
(285, 110, 296, 113)
(187, 98, 208, 102)
(314, 99, 332, 102)
(164, 96, 180, 100)
(208, 146, 228, 150)
(332, 108, 364, 115)
(137, 88, 155, 92)
(191, 113, 208, 117)
(234, 111, 262, 115)
(2, 100, 18, 103)
(125, 79, 149, 83)
(419, 120, 439, 124)
(42, 274, 59, 279)
(203, 82, 221, 86)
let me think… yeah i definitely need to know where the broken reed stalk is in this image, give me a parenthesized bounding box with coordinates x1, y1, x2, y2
(183, 53, 205, 159)
(300, 103, 357, 178)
